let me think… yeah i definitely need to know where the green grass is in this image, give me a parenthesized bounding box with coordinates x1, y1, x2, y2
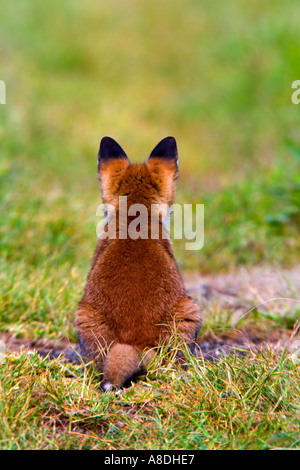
(0, 346, 299, 450)
(1, 0, 300, 450)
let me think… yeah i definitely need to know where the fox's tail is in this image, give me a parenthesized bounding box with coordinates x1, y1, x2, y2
(101, 343, 143, 391)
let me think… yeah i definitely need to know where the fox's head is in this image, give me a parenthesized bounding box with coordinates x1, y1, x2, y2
(97, 136, 178, 212)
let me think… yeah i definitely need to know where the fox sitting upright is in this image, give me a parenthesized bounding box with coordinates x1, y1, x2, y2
(76, 136, 201, 390)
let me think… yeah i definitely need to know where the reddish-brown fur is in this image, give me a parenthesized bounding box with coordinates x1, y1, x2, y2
(76, 137, 201, 389)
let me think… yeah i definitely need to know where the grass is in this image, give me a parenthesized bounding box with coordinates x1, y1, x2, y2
(0, 345, 299, 450)
(1, 0, 300, 450)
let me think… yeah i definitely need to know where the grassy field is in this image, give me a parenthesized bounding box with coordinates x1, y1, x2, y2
(1, 344, 299, 450)
(0, 0, 300, 450)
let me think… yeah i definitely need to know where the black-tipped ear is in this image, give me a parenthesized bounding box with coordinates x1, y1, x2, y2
(98, 137, 129, 168)
(148, 136, 178, 163)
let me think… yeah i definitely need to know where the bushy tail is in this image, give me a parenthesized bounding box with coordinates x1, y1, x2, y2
(101, 343, 143, 390)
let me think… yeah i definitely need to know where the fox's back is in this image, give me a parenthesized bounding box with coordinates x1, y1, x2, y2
(83, 236, 185, 348)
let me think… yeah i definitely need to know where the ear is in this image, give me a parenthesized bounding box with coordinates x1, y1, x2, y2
(148, 136, 178, 168)
(98, 137, 129, 169)
(97, 137, 130, 202)
(147, 137, 179, 204)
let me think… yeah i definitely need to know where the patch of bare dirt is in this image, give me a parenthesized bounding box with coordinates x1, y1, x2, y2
(0, 333, 80, 363)
(184, 265, 300, 359)
(184, 265, 300, 309)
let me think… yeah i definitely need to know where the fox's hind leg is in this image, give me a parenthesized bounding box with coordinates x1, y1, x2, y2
(76, 301, 114, 368)
(171, 295, 202, 356)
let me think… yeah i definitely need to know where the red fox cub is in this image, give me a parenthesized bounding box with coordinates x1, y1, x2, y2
(76, 136, 201, 390)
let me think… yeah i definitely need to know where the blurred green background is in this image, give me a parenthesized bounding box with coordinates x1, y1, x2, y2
(1, 0, 300, 338)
